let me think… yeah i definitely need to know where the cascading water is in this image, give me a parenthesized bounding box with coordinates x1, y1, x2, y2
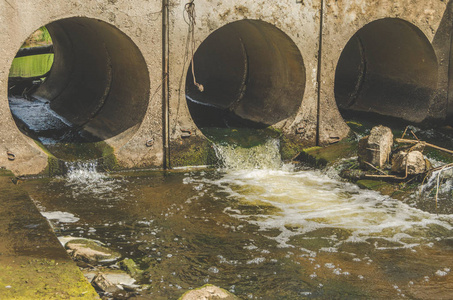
(213, 138, 283, 170)
(202, 140, 453, 250)
(25, 137, 453, 299)
(64, 160, 125, 200)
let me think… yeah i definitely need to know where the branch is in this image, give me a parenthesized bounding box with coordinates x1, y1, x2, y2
(395, 139, 453, 155)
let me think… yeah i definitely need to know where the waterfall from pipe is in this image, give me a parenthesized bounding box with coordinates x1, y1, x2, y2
(213, 139, 283, 170)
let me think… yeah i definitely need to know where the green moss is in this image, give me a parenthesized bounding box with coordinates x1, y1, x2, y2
(119, 258, 143, 279)
(170, 138, 217, 167)
(297, 140, 358, 167)
(346, 120, 368, 136)
(0, 258, 98, 299)
(201, 127, 280, 148)
(98, 143, 119, 171)
(32, 140, 64, 177)
(0, 169, 14, 177)
(33, 139, 119, 175)
(356, 180, 416, 200)
(280, 135, 307, 161)
(424, 148, 453, 164)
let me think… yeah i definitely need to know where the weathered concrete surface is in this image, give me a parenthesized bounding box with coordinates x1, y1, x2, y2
(168, 1, 324, 166)
(0, 170, 98, 298)
(0, 0, 451, 174)
(0, 0, 163, 175)
(322, 0, 449, 133)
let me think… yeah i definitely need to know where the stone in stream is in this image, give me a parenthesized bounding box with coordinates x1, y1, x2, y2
(119, 258, 144, 279)
(179, 284, 239, 300)
(64, 238, 121, 264)
(91, 272, 121, 293)
(391, 150, 428, 175)
(358, 125, 393, 169)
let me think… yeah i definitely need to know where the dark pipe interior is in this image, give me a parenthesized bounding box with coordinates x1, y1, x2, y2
(15, 17, 150, 143)
(185, 19, 306, 129)
(335, 18, 438, 124)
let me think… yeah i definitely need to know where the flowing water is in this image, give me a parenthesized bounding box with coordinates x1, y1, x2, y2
(22, 139, 453, 299)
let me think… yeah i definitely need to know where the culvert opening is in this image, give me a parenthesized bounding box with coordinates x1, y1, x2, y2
(8, 17, 150, 160)
(334, 18, 438, 125)
(185, 19, 305, 145)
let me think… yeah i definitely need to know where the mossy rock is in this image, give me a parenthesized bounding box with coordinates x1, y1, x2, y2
(280, 134, 309, 161)
(119, 258, 143, 279)
(296, 140, 358, 167)
(65, 238, 121, 264)
(356, 180, 415, 200)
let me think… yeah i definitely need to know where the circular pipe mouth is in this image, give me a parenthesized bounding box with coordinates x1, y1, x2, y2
(8, 17, 150, 159)
(185, 19, 306, 131)
(334, 18, 438, 124)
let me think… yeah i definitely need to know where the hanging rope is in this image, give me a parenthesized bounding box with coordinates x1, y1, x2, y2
(184, 0, 204, 92)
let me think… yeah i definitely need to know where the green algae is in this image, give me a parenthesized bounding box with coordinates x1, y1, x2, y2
(170, 137, 217, 167)
(201, 127, 280, 148)
(0, 258, 98, 299)
(297, 139, 358, 167)
(280, 134, 307, 161)
(0, 169, 14, 177)
(356, 179, 417, 200)
(33, 139, 119, 176)
(0, 172, 97, 299)
(119, 258, 143, 279)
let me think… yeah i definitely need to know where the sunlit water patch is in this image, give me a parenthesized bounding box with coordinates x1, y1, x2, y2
(191, 168, 453, 250)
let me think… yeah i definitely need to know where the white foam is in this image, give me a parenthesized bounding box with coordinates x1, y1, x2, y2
(64, 161, 125, 200)
(41, 211, 79, 223)
(189, 167, 453, 250)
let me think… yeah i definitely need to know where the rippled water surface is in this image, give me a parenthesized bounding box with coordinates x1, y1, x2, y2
(22, 142, 453, 299)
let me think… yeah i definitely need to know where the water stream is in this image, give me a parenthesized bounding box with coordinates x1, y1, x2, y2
(23, 139, 453, 299)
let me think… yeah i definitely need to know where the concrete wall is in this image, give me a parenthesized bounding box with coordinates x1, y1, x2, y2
(0, 0, 163, 175)
(0, 0, 450, 174)
(321, 0, 449, 139)
(167, 0, 332, 166)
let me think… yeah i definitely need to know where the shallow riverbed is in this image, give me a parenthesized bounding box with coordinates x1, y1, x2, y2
(22, 141, 453, 299)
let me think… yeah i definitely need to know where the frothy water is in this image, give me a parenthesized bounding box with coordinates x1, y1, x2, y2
(203, 139, 453, 250)
(27, 137, 453, 298)
(420, 166, 453, 200)
(64, 161, 125, 200)
(214, 139, 282, 170)
(198, 169, 453, 249)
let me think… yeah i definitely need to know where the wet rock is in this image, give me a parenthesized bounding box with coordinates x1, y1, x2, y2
(91, 272, 121, 293)
(179, 284, 239, 300)
(65, 238, 121, 264)
(358, 125, 393, 169)
(391, 150, 427, 175)
(119, 258, 143, 278)
(84, 269, 139, 290)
